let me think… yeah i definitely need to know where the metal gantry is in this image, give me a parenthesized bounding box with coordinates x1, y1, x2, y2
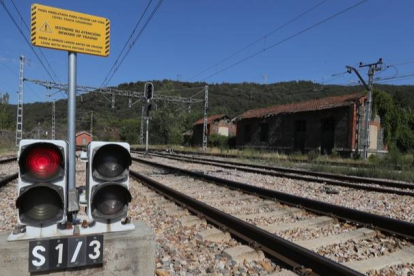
(24, 78, 205, 105)
(15, 55, 25, 146)
(25, 78, 209, 149)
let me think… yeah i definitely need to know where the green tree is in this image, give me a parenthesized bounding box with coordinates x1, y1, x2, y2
(373, 90, 414, 153)
(119, 119, 140, 145)
(149, 83, 186, 145)
(0, 93, 12, 129)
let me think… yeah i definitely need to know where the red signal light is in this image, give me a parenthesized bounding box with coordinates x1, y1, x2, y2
(20, 144, 64, 181)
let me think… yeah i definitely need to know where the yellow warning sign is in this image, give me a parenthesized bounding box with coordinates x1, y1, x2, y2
(30, 4, 110, 57)
(39, 22, 53, 33)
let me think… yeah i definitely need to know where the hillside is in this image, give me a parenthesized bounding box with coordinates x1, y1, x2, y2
(4, 80, 414, 145)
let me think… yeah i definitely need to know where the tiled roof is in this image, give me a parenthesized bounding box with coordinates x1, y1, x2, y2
(76, 131, 91, 136)
(237, 93, 366, 120)
(193, 114, 227, 126)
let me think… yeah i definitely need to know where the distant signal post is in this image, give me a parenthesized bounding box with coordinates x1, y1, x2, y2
(30, 4, 110, 223)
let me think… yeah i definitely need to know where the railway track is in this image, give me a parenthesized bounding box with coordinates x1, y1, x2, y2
(132, 148, 400, 170)
(131, 156, 414, 275)
(0, 157, 18, 189)
(134, 151, 414, 196)
(0, 157, 17, 165)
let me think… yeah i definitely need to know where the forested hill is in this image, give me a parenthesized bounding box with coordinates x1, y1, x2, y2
(5, 80, 414, 143)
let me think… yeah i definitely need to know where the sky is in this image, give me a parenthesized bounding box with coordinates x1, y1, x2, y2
(0, 0, 414, 104)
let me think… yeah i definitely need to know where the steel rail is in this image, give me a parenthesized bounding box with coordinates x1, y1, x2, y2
(147, 153, 414, 196)
(130, 169, 363, 276)
(134, 149, 412, 189)
(132, 157, 414, 240)
(0, 173, 18, 189)
(132, 148, 397, 170)
(0, 157, 17, 164)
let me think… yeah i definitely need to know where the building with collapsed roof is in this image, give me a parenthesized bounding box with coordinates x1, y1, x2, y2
(235, 93, 386, 156)
(192, 114, 236, 146)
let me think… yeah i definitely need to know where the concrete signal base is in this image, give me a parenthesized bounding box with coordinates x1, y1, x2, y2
(0, 221, 155, 276)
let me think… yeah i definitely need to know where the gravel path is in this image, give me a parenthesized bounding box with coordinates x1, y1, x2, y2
(140, 156, 414, 223)
(0, 161, 18, 232)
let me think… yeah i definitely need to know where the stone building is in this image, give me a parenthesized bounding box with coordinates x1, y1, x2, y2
(192, 114, 236, 146)
(235, 93, 386, 156)
(76, 131, 92, 147)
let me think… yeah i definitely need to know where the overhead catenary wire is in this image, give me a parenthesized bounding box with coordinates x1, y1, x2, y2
(200, 0, 368, 82)
(10, 0, 61, 84)
(187, 0, 331, 81)
(0, 59, 44, 100)
(100, 0, 164, 88)
(100, 0, 154, 88)
(0, 0, 59, 85)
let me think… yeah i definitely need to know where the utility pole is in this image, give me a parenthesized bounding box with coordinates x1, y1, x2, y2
(16, 55, 25, 146)
(52, 100, 56, 140)
(37, 122, 40, 139)
(346, 58, 382, 160)
(140, 105, 145, 145)
(202, 85, 208, 152)
(90, 110, 93, 139)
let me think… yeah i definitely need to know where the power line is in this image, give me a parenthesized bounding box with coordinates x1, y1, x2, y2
(387, 60, 414, 67)
(200, 0, 368, 81)
(0, 59, 18, 77)
(0, 1, 60, 87)
(187, 0, 330, 81)
(101, 0, 164, 88)
(0, 59, 43, 100)
(10, 0, 61, 83)
(100, 0, 154, 88)
(375, 72, 414, 83)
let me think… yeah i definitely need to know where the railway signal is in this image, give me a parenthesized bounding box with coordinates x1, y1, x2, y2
(85, 141, 133, 232)
(16, 140, 68, 227)
(144, 82, 154, 100)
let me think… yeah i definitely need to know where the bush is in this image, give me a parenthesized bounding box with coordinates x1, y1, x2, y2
(368, 154, 380, 165)
(331, 149, 339, 158)
(307, 149, 319, 162)
(208, 134, 228, 149)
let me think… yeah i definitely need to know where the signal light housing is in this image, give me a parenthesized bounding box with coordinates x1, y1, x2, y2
(16, 140, 68, 227)
(86, 141, 132, 222)
(144, 82, 154, 100)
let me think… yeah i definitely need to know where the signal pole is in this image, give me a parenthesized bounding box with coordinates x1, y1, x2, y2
(16, 55, 25, 146)
(145, 100, 150, 154)
(67, 52, 79, 218)
(202, 85, 208, 152)
(90, 110, 93, 139)
(144, 82, 154, 156)
(346, 58, 382, 160)
(52, 100, 56, 140)
(140, 105, 145, 145)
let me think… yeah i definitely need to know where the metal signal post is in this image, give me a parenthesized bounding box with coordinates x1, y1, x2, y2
(67, 52, 79, 217)
(144, 82, 154, 156)
(202, 85, 209, 152)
